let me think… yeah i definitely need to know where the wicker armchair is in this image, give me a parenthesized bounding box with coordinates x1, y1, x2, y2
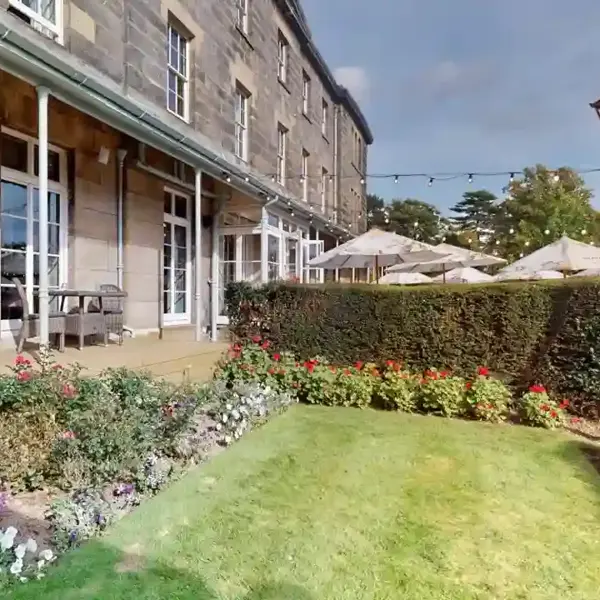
(90, 284, 125, 345)
(12, 278, 66, 352)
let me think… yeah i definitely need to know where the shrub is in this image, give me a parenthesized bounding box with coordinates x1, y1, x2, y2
(225, 279, 600, 415)
(518, 385, 568, 429)
(416, 371, 468, 418)
(465, 367, 512, 423)
(373, 361, 418, 412)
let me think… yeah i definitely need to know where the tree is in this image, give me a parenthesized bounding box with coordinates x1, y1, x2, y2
(386, 199, 444, 243)
(450, 190, 499, 232)
(366, 193, 386, 229)
(492, 165, 600, 261)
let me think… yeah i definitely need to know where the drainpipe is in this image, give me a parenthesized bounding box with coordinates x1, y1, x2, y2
(116, 149, 127, 290)
(333, 103, 340, 224)
(194, 168, 204, 342)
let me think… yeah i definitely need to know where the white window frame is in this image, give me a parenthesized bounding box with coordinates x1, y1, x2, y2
(321, 99, 329, 137)
(8, 0, 63, 43)
(163, 188, 192, 325)
(301, 149, 309, 202)
(276, 124, 287, 186)
(235, 84, 250, 161)
(167, 23, 190, 122)
(277, 30, 288, 83)
(236, 0, 249, 33)
(0, 127, 68, 336)
(321, 167, 329, 213)
(302, 71, 311, 115)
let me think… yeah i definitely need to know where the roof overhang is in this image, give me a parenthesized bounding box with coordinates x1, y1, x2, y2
(0, 14, 354, 239)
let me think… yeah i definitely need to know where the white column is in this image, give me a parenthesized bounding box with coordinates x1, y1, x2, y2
(194, 168, 203, 341)
(210, 211, 219, 342)
(260, 206, 268, 283)
(37, 87, 50, 347)
(116, 149, 127, 289)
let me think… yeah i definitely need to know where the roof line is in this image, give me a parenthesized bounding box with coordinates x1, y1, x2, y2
(276, 0, 374, 145)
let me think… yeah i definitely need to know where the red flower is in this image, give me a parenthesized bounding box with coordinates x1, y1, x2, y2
(465, 382, 472, 390)
(14, 355, 30, 367)
(343, 369, 351, 376)
(61, 430, 76, 440)
(328, 365, 337, 373)
(540, 404, 549, 412)
(477, 366, 489, 377)
(268, 367, 276, 375)
(440, 370, 450, 379)
(62, 383, 77, 399)
(559, 399, 570, 409)
(53, 364, 63, 371)
(371, 369, 380, 377)
(354, 361, 364, 370)
(571, 417, 581, 424)
(273, 353, 281, 362)
(252, 335, 261, 344)
(278, 369, 286, 376)
(550, 410, 558, 418)
(303, 361, 315, 373)
(420, 378, 428, 385)
(393, 363, 401, 372)
(386, 360, 395, 368)
(16, 371, 31, 382)
(529, 384, 546, 394)
(261, 341, 271, 350)
(486, 403, 493, 410)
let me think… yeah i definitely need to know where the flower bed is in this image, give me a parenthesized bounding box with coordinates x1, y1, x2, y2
(0, 351, 295, 589)
(215, 337, 579, 430)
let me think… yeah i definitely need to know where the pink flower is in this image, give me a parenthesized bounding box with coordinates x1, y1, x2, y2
(16, 371, 31, 382)
(273, 353, 281, 362)
(62, 384, 77, 399)
(61, 431, 76, 440)
(14, 355, 30, 367)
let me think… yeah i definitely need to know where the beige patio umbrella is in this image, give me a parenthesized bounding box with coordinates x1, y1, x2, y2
(389, 242, 506, 283)
(432, 267, 494, 284)
(307, 229, 449, 275)
(494, 269, 564, 282)
(497, 236, 600, 277)
(375, 272, 433, 285)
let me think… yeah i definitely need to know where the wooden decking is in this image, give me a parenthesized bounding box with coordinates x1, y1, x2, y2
(0, 332, 228, 383)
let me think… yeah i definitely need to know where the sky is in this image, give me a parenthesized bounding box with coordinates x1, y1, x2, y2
(301, 0, 600, 215)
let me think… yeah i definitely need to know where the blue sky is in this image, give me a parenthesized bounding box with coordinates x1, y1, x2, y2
(301, 0, 600, 214)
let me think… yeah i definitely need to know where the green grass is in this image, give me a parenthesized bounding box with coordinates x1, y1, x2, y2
(6, 406, 600, 600)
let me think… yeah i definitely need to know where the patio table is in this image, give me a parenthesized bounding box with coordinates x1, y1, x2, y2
(48, 289, 127, 350)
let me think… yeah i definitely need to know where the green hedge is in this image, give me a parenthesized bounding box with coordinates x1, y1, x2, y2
(225, 279, 600, 416)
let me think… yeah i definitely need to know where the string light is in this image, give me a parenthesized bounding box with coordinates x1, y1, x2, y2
(468, 174, 473, 183)
(428, 177, 434, 186)
(394, 175, 399, 184)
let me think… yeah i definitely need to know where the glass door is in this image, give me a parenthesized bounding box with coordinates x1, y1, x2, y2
(302, 240, 324, 283)
(1, 179, 65, 332)
(163, 189, 191, 324)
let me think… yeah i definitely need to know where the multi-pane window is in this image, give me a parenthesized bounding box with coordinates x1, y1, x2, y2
(302, 71, 311, 115)
(235, 84, 250, 161)
(8, 0, 62, 42)
(277, 30, 288, 83)
(167, 23, 189, 120)
(301, 149, 309, 202)
(276, 124, 287, 185)
(321, 99, 329, 137)
(321, 167, 329, 212)
(236, 0, 249, 33)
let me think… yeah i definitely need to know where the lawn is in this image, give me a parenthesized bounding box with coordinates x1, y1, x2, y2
(6, 406, 600, 600)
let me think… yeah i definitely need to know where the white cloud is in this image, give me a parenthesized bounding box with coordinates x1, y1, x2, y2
(334, 66, 370, 104)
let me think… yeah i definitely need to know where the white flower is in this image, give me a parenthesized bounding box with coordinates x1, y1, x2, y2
(36, 573, 45, 580)
(39, 549, 54, 562)
(221, 414, 228, 423)
(0, 534, 14, 551)
(10, 559, 23, 575)
(36, 559, 46, 570)
(231, 409, 240, 420)
(19, 577, 28, 583)
(223, 435, 232, 445)
(25, 538, 38, 553)
(215, 423, 223, 432)
(14, 544, 26, 559)
(225, 403, 233, 411)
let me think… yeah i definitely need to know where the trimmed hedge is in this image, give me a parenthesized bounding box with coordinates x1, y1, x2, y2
(225, 279, 600, 416)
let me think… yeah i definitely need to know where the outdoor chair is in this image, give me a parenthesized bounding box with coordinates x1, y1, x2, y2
(89, 284, 125, 345)
(11, 278, 66, 352)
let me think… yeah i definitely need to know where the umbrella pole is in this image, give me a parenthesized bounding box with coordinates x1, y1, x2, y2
(443, 265, 446, 284)
(375, 256, 379, 282)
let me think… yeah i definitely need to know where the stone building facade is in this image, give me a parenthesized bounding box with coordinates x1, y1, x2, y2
(0, 0, 372, 344)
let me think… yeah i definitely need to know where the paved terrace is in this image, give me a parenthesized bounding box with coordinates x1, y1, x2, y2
(0, 333, 228, 383)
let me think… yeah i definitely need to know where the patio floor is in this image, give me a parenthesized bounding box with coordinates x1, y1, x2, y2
(0, 332, 228, 383)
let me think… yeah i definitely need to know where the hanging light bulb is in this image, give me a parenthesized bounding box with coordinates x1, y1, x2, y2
(428, 177, 434, 187)
(496, 240, 500, 245)
(509, 172, 515, 182)
(509, 228, 515, 234)
(582, 229, 588, 235)
(525, 241, 530, 247)
(553, 172, 560, 183)
(519, 252, 524, 258)
(271, 175, 276, 182)
(493, 250, 498, 256)
(394, 175, 399, 184)
(468, 174, 473, 183)
(467, 238, 473, 244)
(544, 229, 550, 235)
(360, 177, 365, 184)
(414, 221, 419, 228)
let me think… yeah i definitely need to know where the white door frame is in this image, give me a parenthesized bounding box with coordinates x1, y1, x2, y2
(163, 187, 192, 325)
(0, 127, 68, 337)
(302, 239, 324, 283)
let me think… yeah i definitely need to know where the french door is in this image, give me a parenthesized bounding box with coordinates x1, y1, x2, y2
(1, 176, 67, 334)
(163, 189, 191, 324)
(302, 240, 324, 283)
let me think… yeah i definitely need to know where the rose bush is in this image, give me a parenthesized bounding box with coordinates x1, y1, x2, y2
(465, 367, 512, 423)
(415, 370, 468, 418)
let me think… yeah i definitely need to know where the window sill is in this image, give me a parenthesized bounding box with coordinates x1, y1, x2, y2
(166, 107, 190, 124)
(236, 25, 254, 50)
(278, 77, 291, 94)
